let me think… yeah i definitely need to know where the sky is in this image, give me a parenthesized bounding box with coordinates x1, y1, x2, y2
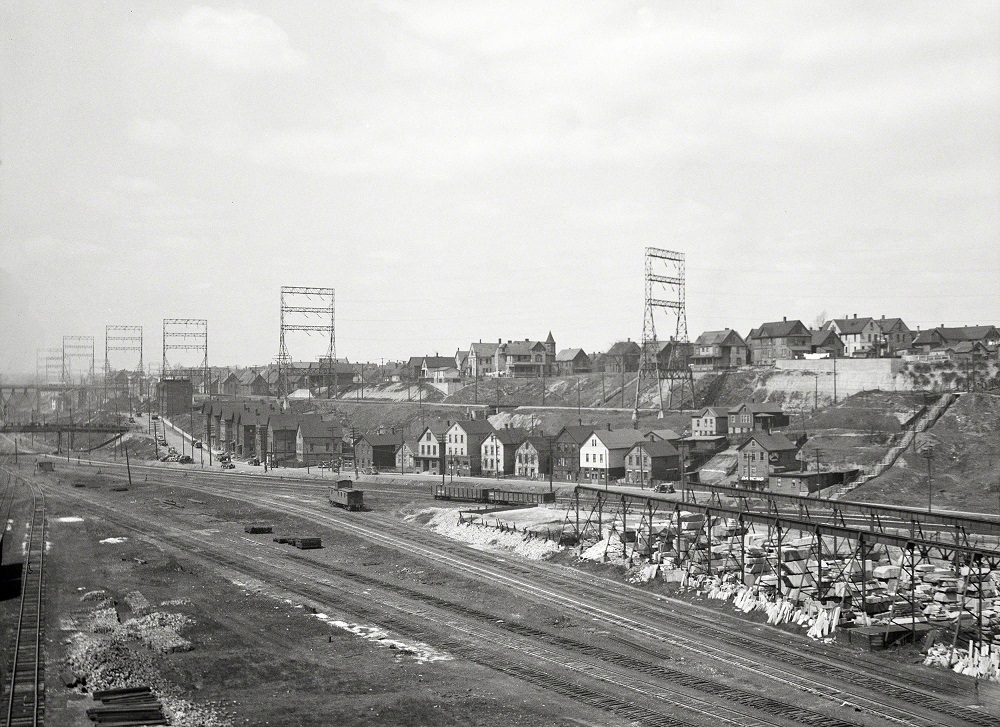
(1, 2, 998, 376)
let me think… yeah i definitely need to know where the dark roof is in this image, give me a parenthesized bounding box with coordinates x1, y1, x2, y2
(520, 436, 550, 451)
(451, 419, 496, 435)
(490, 427, 529, 446)
(644, 428, 681, 442)
(557, 425, 595, 444)
(499, 340, 544, 356)
(875, 317, 909, 334)
(694, 329, 745, 347)
(545, 331, 555, 343)
(912, 329, 944, 346)
(238, 370, 263, 385)
(826, 317, 874, 336)
(750, 320, 808, 339)
(738, 432, 798, 452)
(728, 402, 784, 415)
(298, 415, 343, 439)
(937, 326, 1000, 343)
(555, 348, 587, 362)
(406, 356, 424, 367)
(470, 341, 499, 356)
(630, 439, 679, 458)
(811, 329, 841, 347)
(267, 413, 299, 431)
(422, 356, 456, 370)
(361, 432, 404, 447)
(606, 340, 641, 357)
(590, 429, 647, 450)
(695, 407, 727, 418)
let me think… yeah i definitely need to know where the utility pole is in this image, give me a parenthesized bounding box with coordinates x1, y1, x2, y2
(833, 354, 838, 405)
(124, 439, 133, 488)
(577, 378, 581, 418)
(352, 427, 359, 479)
(921, 445, 935, 512)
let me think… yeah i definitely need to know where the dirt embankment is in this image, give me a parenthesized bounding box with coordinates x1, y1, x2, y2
(849, 392, 1000, 511)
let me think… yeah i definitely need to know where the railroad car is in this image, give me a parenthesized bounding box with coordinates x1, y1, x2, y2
(329, 482, 364, 511)
(433, 484, 491, 503)
(486, 489, 556, 506)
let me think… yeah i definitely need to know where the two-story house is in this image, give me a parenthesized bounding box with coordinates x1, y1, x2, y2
(912, 325, 1000, 355)
(467, 341, 500, 378)
(267, 413, 300, 465)
(689, 329, 748, 369)
(579, 427, 647, 483)
(875, 316, 913, 356)
(355, 432, 402, 471)
(736, 432, 799, 488)
(481, 427, 529, 476)
(494, 334, 556, 377)
(728, 402, 789, 442)
(551, 425, 594, 482)
(555, 348, 592, 375)
(444, 420, 496, 476)
(604, 340, 642, 373)
(690, 408, 728, 437)
(623, 439, 681, 486)
(810, 328, 844, 358)
(514, 436, 551, 479)
(747, 319, 811, 364)
(395, 439, 418, 473)
(822, 315, 882, 357)
(296, 416, 344, 466)
(415, 424, 449, 474)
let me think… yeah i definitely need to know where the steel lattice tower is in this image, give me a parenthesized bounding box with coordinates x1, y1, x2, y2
(277, 287, 336, 400)
(105, 325, 143, 408)
(633, 248, 695, 422)
(62, 336, 96, 384)
(162, 319, 208, 391)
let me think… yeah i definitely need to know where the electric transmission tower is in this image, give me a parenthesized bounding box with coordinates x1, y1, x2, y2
(633, 248, 695, 422)
(277, 286, 336, 400)
(105, 325, 143, 410)
(62, 336, 96, 384)
(162, 319, 208, 390)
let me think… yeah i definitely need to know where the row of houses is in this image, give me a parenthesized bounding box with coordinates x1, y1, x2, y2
(407, 320, 1000, 384)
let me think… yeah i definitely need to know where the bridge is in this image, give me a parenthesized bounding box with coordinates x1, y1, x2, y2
(0, 423, 128, 435)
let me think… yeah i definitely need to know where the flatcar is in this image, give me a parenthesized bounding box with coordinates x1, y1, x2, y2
(329, 482, 364, 511)
(487, 489, 555, 506)
(433, 484, 491, 503)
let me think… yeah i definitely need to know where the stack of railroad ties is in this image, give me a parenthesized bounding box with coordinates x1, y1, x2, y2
(86, 685, 166, 726)
(639, 511, 1000, 661)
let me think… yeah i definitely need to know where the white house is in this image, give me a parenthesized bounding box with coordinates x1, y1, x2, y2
(578, 427, 646, 482)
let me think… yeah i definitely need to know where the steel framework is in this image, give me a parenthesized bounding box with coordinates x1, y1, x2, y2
(634, 248, 695, 420)
(277, 286, 336, 400)
(62, 336, 95, 384)
(162, 319, 208, 389)
(36, 348, 62, 385)
(105, 325, 143, 410)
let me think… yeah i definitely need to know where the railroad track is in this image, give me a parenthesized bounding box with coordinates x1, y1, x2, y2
(3, 471, 46, 727)
(32, 459, 1000, 725)
(51, 485, 783, 727)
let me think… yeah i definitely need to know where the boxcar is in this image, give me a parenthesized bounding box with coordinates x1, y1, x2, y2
(329, 486, 364, 511)
(487, 489, 556, 506)
(433, 484, 491, 503)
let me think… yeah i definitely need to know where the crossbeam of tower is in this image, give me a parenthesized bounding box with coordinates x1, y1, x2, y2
(162, 319, 208, 391)
(277, 286, 336, 400)
(634, 248, 695, 422)
(62, 336, 96, 384)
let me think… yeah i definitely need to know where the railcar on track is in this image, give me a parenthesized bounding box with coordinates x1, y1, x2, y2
(433, 484, 554, 506)
(433, 484, 491, 503)
(329, 479, 364, 511)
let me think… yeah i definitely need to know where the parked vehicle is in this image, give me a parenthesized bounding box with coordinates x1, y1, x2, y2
(248, 457, 260, 466)
(179, 455, 193, 464)
(128, 417, 135, 423)
(168, 446, 177, 455)
(193, 439, 202, 449)
(151, 414, 159, 420)
(221, 462, 236, 469)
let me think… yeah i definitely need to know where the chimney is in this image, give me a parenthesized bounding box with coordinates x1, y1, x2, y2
(607, 423, 612, 431)
(783, 316, 787, 322)
(853, 313, 857, 319)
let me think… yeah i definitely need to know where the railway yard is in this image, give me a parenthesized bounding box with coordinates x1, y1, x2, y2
(3, 431, 1000, 727)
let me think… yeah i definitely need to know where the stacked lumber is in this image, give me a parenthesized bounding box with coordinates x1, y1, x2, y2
(244, 523, 273, 534)
(87, 686, 166, 725)
(293, 537, 322, 549)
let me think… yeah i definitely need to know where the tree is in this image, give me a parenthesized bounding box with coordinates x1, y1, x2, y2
(813, 310, 828, 329)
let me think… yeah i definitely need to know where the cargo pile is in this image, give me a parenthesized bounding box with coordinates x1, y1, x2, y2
(421, 507, 563, 560)
(66, 591, 233, 726)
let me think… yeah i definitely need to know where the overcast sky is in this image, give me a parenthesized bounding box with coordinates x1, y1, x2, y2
(2, 2, 998, 375)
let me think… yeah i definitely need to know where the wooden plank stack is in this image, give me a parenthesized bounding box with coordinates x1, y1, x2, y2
(87, 686, 166, 725)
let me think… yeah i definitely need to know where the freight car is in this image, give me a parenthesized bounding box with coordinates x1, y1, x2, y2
(433, 484, 491, 503)
(329, 480, 364, 511)
(487, 489, 556, 506)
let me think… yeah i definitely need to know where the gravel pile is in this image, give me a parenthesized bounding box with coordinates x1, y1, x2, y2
(66, 599, 232, 726)
(125, 590, 152, 616)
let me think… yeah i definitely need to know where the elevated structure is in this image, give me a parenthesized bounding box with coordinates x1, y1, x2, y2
(162, 319, 208, 385)
(62, 336, 95, 384)
(36, 348, 62, 385)
(277, 286, 336, 400)
(634, 248, 695, 421)
(105, 325, 143, 410)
